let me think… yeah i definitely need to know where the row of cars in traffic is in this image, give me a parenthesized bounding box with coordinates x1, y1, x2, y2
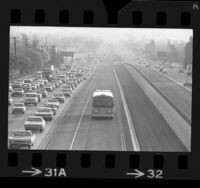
(8, 61, 93, 149)
(136, 56, 192, 88)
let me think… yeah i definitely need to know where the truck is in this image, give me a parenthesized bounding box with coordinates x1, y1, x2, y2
(42, 70, 53, 81)
(186, 64, 192, 76)
(42, 66, 55, 81)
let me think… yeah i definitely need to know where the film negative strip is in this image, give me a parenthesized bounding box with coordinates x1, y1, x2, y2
(0, 0, 200, 180)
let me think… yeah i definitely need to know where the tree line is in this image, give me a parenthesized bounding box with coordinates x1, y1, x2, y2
(9, 33, 51, 80)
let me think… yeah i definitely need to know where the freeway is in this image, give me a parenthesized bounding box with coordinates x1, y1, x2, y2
(128, 63, 191, 125)
(114, 62, 187, 152)
(41, 60, 187, 151)
(8, 59, 189, 152)
(44, 61, 133, 151)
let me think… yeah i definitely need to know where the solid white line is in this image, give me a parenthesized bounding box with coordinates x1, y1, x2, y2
(147, 66, 192, 93)
(119, 121, 126, 151)
(69, 82, 95, 150)
(113, 65, 140, 151)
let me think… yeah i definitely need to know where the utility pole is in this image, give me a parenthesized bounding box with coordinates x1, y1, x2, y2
(24, 37, 30, 56)
(10, 36, 19, 58)
(45, 36, 48, 51)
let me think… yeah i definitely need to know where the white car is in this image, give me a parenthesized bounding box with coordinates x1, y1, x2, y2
(12, 103, 26, 114)
(183, 81, 192, 87)
(24, 116, 46, 133)
(8, 130, 36, 149)
(44, 85, 53, 92)
(47, 98, 60, 108)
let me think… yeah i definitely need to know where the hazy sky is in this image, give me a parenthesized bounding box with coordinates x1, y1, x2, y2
(10, 26, 193, 43)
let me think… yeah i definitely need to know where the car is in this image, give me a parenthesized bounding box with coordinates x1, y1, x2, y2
(9, 84, 12, 92)
(53, 93, 65, 103)
(40, 89, 48, 98)
(35, 107, 54, 121)
(37, 79, 45, 85)
(8, 93, 13, 106)
(24, 116, 46, 133)
(43, 79, 48, 84)
(12, 103, 26, 114)
(11, 88, 24, 97)
(67, 82, 74, 89)
(43, 103, 57, 116)
(60, 88, 71, 97)
(44, 85, 53, 92)
(31, 85, 37, 91)
(178, 69, 184, 73)
(62, 85, 72, 93)
(71, 79, 78, 87)
(58, 75, 67, 83)
(8, 130, 36, 149)
(23, 79, 33, 84)
(183, 81, 192, 87)
(35, 90, 42, 102)
(50, 82, 57, 89)
(23, 87, 32, 93)
(162, 69, 167, 74)
(37, 82, 44, 89)
(33, 82, 40, 89)
(11, 83, 22, 89)
(47, 98, 59, 108)
(37, 79, 48, 85)
(22, 83, 31, 90)
(52, 78, 62, 85)
(24, 93, 38, 106)
(51, 81, 60, 88)
(15, 79, 24, 84)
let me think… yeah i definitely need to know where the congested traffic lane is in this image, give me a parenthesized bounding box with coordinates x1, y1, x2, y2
(44, 61, 133, 151)
(8, 76, 88, 148)
(114, 62, 187, 152)
(126, 62, 191, 125)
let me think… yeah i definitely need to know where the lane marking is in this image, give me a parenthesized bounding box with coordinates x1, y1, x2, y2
(69, 80, 96, 150)
(123, 63, 190, 151)
(141, 64, 192, 93)
(119, 121, 126, 151)
(113, 65, 140, 151)
(37, 76, 95, 150)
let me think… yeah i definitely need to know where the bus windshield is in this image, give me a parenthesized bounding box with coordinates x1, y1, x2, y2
(92, 97, 113, 107)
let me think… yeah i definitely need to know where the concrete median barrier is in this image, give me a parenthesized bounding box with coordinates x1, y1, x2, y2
(123, 63, 191, 151)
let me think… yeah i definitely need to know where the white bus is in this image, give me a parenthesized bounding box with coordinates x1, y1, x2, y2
(92, 90, 114, 119)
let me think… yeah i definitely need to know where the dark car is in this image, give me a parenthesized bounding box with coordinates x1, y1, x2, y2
(12, 103, 26, 114)
(51, 81, 59, 88)
(43, 103, 58, 116)
(11, 88, 24, 97)
(60, 88, 71, 97)
(53, 93, 65, 103)
(44, 85, 53, 92)
(35, 107, 54, 121)
(40, 89, 48, 98)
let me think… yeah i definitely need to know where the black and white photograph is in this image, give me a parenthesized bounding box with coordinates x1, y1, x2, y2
(8, 26, 192, 152)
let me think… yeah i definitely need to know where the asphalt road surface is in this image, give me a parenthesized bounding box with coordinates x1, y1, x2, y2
(44, 61, 133, 151)
(114, 62, 187, 152)
(8, 60, 189, 151)
(43, 61, 187, 151)
(129, 63, 191, 125)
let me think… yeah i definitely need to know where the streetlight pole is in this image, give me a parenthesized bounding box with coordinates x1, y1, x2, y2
(10, 36, 19, 58)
